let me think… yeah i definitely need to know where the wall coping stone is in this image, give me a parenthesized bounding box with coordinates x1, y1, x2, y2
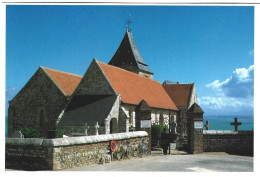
(203, 130, 238, 135)
(6, 131, 148, 147)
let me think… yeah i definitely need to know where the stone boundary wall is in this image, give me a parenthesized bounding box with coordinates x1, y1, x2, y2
(203, 130, 253, 156)
(6, 131, 149, 170)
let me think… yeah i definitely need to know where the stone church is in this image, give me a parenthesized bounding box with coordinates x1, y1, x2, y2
(8, 29, 198, 145)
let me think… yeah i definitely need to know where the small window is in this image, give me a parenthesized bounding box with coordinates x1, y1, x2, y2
(159, 113, 164, 125)
(129, 110, 133, 125)
(39, 108, 46, 127)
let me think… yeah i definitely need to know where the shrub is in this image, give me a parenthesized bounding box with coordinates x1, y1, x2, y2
(151, 124, 169, 139)
(20, 127, 40, 138)
(129, 126, 135, 132)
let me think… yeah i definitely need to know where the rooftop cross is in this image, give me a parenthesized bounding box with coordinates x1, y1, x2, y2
(126, 14, 132, 32)
(205, 120, 210, 130)
(230, 118, 242, 131)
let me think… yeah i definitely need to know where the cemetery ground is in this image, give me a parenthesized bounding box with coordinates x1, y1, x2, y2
(62, 150, 253, 172)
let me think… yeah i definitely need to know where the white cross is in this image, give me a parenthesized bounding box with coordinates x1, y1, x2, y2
(84, 123, 89, 136)
(95, 122, 99, 135)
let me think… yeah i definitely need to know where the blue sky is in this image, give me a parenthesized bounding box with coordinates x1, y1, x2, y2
(5, 5, 254, 116)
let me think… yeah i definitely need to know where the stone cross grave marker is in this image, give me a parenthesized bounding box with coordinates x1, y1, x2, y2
(84, 123, 89, 136)
(95, 122, 99, 135)
(230, 118, 242, 131)
(205, 120, 210, 130)
(12, 131, 24, 138)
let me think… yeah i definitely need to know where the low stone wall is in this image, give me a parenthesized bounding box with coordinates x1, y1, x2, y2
(203, 130, 253, 156)
(6, 131, 149, 170)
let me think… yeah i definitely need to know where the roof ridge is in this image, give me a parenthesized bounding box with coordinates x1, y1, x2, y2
(98, 61, 158, 83)
(164, 83, 194, 85)
(40, 66, 82, 78)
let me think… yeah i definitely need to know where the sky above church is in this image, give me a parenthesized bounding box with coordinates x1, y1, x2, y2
(5, 5, 254, 116)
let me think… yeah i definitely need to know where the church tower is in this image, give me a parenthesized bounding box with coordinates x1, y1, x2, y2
(108, 29, 153, 79)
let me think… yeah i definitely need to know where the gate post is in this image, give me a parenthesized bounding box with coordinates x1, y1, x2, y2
(135, 100, 152, 155)
(187, 103, 204, 154)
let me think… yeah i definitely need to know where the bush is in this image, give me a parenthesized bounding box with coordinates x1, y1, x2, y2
(20, 127, 40, 138)
(47, 130, 64, 139)
(129, 126, 135, 132)
(151, 124, 169, 139)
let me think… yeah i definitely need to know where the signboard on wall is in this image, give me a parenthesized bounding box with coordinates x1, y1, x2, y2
(194, 121, 203, 129)
(141, 120, 151, 128)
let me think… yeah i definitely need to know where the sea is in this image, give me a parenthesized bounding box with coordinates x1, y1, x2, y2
(203, 115, 254, 131)
(4, 115, 254, 137)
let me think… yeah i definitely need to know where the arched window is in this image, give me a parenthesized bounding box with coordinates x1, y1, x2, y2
(129, 110, 133, 126)
(39, 108, 46, 128)
(159, 113, 164, 125)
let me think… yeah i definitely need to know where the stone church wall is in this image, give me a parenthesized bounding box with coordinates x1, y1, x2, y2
(203, 130, 253, 156)
(8, 68, 68, 137)
(6, 131, 149, 170)
(151, 110, 177, 128)
(74, 59, 115, 96)
(187, 84, 198, 109)
(118, 107, 129, 133)
(121, 104, 178, 130)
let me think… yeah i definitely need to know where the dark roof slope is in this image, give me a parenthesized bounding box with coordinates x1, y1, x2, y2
(98, 61, 177, 110)
(108, 31, 153, 74)
(162, 83, 193, 107)
(187, 103, 204, 113)
(59, 95, 118, 126)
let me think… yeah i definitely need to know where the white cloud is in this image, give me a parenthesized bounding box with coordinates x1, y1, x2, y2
(198, 96, 253, 115)
(199, 65, 254, 115)
(206, 65, 254, 98)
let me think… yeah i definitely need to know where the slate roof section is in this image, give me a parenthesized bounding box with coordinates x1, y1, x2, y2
(162, 83, 193, 107)
(108, 31, 153, 74)
(59, 95, 118, 126)
(98, 61, 178, 110)
(42, 67, 82, 96)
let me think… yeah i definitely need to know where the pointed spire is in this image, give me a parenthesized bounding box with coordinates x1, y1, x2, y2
(108, 30, 153, 78)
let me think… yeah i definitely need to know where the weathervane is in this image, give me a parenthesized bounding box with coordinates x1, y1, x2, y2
(126, 14, 132, 32)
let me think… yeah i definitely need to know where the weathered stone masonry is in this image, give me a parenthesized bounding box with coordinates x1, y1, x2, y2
(8, 68, 68, 137)
(6, 131, 149, 170)
(203, 130, 253, 156)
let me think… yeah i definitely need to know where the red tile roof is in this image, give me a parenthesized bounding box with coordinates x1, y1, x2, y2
(98, 62, 178, 110)
(162, 83, 193, 107)
(42, 67, 82, 96)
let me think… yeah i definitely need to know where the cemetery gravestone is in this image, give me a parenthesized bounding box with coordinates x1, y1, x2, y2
(12, 131, 24, 139)
(230, 118, 242, 131)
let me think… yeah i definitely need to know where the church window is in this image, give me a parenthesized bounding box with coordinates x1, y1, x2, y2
(39, 108, 46, 127)
(159, 113, 164, 125)
(129, 110, 133, 125)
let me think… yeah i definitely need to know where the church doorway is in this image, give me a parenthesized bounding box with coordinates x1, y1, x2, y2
(110, 118, 118, 134)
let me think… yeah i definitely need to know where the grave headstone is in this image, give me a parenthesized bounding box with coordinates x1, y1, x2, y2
(84, 123, 89, 135)
(95, 122, 100, 135)
(230, 118, 242, 131)
(12, 131, 24, 139)
(205, 120, 210, 130)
